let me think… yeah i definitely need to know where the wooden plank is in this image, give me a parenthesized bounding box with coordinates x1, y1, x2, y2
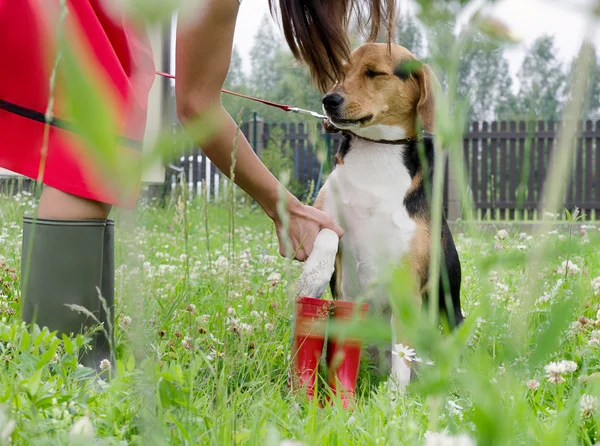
(499, 121, 507, 219)
(517, 121, 527, 218)
(585, 120, 593, 215)
(471, 122, 479, 207)
(298, 123, 307, 183)
(528, 122, 536, 215)
(480, 121, 489, 214)
(537, 121, 547, 206)
(596, 121, 600, 215)
(574, 135, 584, 208)
(508, 121, 517, 219)
(490, 121, 498, 218)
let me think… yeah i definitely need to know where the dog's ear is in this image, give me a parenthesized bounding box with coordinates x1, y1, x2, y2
(415, 64, 437, 134)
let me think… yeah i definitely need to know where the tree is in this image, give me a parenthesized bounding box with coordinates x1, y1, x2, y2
(456, 34, 513, 121)
(566, 47, 600, 121)
(249, 14, 282, 96)
(224, 46, 245, 90)
(397, 13, 425, 58)
(512, 36, 566, 121)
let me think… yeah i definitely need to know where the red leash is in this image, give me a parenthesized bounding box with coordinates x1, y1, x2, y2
(155, 71, 326, 120)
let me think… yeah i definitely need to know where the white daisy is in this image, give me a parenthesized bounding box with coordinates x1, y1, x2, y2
(391, 343, 416, 362)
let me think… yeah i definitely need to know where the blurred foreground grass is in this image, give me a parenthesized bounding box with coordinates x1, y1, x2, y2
(0, 192, 600, 445)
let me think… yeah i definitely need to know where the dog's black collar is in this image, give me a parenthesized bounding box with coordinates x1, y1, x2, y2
(343, 131, 424, 145)
(322, 119, 426, 145)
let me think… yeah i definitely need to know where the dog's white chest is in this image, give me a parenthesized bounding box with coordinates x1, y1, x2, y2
(323, 140, 416, 296)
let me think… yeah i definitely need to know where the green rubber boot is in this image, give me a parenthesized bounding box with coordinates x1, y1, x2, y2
(21, 217, 114, 376)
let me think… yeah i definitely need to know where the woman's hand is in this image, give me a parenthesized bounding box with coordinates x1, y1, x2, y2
(273, 195, 343, 262)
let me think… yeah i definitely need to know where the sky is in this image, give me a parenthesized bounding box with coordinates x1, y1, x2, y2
(232, 0, 600, 80)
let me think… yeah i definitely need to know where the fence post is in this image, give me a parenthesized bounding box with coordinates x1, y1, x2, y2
(248, 114, 265, 157)
(446, 153, 462, 222)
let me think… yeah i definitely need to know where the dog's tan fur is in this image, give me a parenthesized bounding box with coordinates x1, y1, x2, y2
(315, 43, 438, 303)
(327, 43, 436, 136)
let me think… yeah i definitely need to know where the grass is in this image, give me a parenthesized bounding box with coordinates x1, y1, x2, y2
(1, 191, 600, 445)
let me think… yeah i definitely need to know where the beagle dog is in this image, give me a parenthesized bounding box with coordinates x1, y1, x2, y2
(297, 42, 463, 390)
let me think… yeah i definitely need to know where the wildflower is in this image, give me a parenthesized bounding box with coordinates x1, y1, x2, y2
(264, 323, 275, 331)
(497, 229, 509, 240)
(558, 260, 579, 276)
(526, 379, 540, 390)
(519, 232, 528, 240)
(239, 323, 254, 335)
(446, 400, 464, 420)
(121, 315, 132, 327)
(268, 272, 282, 287)
(227, 307, 237, 317)
(99, 359, 111, 371)
(181, 336, 192, 350)
(246, 295, 255, 305)
(70, 414, 94, 438)
(391, 343, 416, 362)
(592, 277, 600, 296)
(580, 394, 599, 418)
(180, 254, 188, 262)
(424, 431, 475, 446)
(545, 362, 566, 383)
(185, 304, 197, 314)
(569, 321, 584, 335)
(560, 360, 578, 372)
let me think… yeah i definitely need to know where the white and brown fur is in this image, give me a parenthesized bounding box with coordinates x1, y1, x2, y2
(297, 43, 463, 390)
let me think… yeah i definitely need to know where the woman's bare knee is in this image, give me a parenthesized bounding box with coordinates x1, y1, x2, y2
(37, 187, 111, 220)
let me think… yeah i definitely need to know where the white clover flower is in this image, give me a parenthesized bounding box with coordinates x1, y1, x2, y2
(99, 359, 111, 371)
(121, 315, 132, 327)
(267, 272, 282, 287)
(592, 277, 600, 296)
(570, 320, 584, 335)
(560, 360, 578, 373)
(227, 307, 237, 317)
(246, 295, 255, 305)
(181, 336, 192, 350)
(264, 323, 275, 331)
(580, 394, 599, 418)
(526, 379, 540, 390)
(558, 260, 579, 276)
(239, 323, 254, 335)
(391, 343, 416, 362)
(446, 400, 464, 420)
(424, 431, 475, 446)
(519, 232, 528, 240)
(70, 415, 94, 438)
(497, 229, 509, 240)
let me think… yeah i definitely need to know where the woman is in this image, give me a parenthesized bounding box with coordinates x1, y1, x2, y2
(0, 0, 394, 375)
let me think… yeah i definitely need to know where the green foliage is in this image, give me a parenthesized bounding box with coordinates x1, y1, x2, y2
(2, 193, 600, 444)
(261, 126, 303, 197)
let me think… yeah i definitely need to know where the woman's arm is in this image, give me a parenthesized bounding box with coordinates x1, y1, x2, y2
(174, 0, 343, 261)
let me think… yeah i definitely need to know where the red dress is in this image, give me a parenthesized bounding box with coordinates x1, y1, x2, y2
(0, 0, 155, 209)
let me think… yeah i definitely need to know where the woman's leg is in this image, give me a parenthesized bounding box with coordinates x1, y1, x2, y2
(21, 186, 116, 376)
(38, 186, 111, 220)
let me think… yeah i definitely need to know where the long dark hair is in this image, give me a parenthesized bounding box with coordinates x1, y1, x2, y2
(268, 0, 396, 92)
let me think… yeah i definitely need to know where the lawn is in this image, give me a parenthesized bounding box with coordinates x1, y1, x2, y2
(1, 190, 600, 445)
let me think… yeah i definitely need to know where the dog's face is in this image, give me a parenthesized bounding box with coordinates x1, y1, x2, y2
(322, 43, 437, 141)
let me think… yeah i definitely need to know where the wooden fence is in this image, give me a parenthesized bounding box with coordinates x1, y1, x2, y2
(463, 120, 600, 220)
(177, 119, 600, 221)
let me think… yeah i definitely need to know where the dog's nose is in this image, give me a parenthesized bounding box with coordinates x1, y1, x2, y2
(322, 93, 344, 111)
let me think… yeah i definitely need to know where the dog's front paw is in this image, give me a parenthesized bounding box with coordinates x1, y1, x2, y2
(296, 229, 339, 298)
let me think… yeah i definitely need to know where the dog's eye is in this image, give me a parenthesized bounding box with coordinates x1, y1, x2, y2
(365, 69, 386, 78)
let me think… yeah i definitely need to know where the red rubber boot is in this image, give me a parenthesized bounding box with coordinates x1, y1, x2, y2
(326, 300, 369, 409)
(290, 297, 331, 400)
